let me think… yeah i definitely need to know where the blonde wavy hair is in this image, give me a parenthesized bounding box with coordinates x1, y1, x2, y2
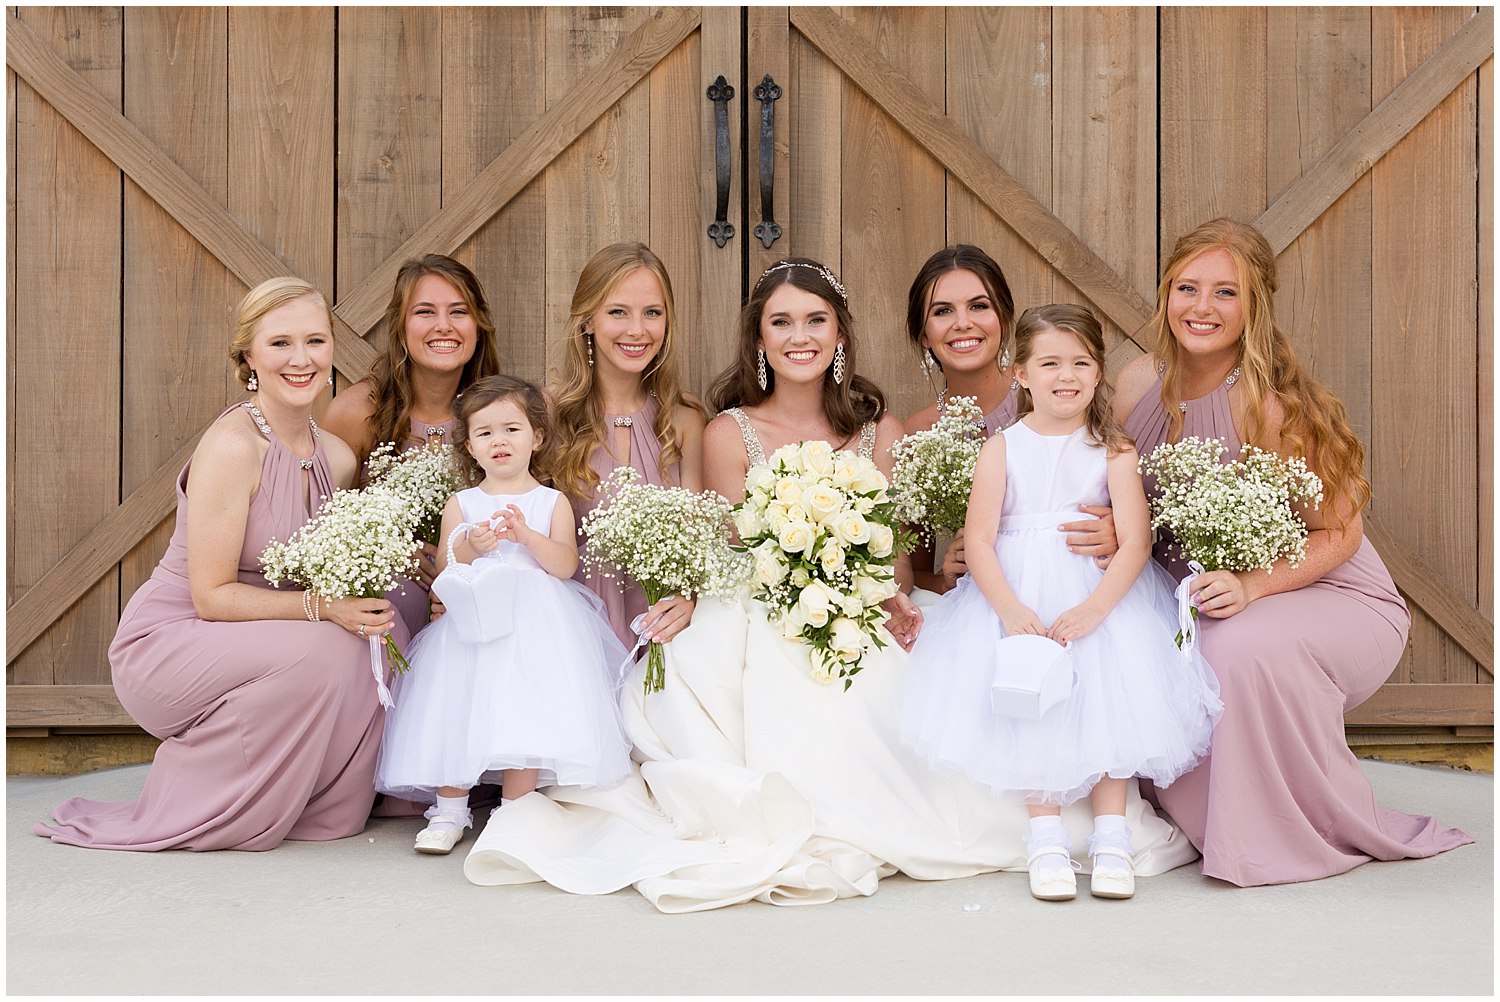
(1149, 218, 1370, 520)
(229, 277, 330, 386)
(551, 242, 690, 500)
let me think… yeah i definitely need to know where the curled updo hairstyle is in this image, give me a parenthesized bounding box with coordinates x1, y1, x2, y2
(551, 242, 691, 500)
(230, 277, 330, 387)
(366, 254, 502, 458)
(904, 244, 1016, 371)
(455, 375, 554, 485)
(707, 257, 885, 441)
(1013, 304, 1132, 455)
(1149, 218, 1369, 520)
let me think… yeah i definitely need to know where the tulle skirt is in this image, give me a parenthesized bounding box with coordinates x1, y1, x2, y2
(375, 570, 632, 802)
(904, 532, 1223, 805)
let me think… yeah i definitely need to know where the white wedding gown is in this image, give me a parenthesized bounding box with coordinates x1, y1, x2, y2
(463, 591, 1199, 912)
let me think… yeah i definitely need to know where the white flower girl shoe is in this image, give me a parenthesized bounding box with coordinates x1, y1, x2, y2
(1087, 828, 1136, 899)
(1024, 830, 1082, 901)
(414, 807, 472, 855)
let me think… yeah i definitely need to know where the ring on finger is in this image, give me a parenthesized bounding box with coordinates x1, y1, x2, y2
(358, 624, 367, 638)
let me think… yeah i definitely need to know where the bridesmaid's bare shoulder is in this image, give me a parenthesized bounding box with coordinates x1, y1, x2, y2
(903, 402, 939, 435)
(321, 381, 377, 456)
(1112, 354, 1159, 423)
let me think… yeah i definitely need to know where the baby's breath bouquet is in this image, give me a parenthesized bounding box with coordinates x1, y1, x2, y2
(364, 441, 467, 545)
(261, 486, 422, 706)
(733, 441, 909, 690)
(889, 395, 987, 544)
(1138, 436, 1323, 650)
(581, 467, 748, 693)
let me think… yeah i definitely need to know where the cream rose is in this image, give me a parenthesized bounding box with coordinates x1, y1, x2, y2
(816, 540, 846, 576)
(830, 509, 872, 546)
(778, 520, 816, 556)
(829, 617, 868, 662)
(853, 464, 889, 495)
(733, 505, 764, 539)
(746, 464, 775, 494)
(753, 543, 787, 586)
(774, 475, 804, 504)
(797, 581, 833, 627)
(867, 522, 895, 558)
(831, 457, 861, 490)
(803, 483, 842, 522)
(800, 440, 835, 477)
(854, 572, 899, 605)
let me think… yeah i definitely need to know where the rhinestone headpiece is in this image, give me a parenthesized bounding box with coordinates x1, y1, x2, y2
(757, 261, 847, 306)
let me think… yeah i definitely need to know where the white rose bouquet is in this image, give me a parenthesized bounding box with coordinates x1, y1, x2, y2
(581, 466, 748, 693)
(734, 440, 909, 690)
(261, 486, 422, 706)
(1137, 436, 1323, 648)
(889, 395, 987, 544)
(364, 441, 468, 545)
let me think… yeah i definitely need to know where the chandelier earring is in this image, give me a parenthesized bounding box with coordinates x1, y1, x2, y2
(586, 333, 594, 368)
(246, 370, 258, 392)
(921, 347, 938, 379)
(832, 342, 847, 386)
(1000, 346, 1013, 370)
(756, 349, 768, 391)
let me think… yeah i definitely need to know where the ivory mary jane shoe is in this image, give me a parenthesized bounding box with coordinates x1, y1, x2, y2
(413, 817, 467, 855)
(1026, 847, 1081, 901)
(1088, 846, 1136, 900)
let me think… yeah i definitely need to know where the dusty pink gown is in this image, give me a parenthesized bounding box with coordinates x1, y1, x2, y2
(35, 404, 399, 851)
(1125, 374, 1472, 885)
(570, 396, 680, 649)
(383, 416, 458, 638)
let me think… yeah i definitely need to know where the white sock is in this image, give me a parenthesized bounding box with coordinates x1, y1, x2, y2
(428, 794, 470, 830)
(1025, 816, 1071, 868)
(1089, 814, 1132, 873)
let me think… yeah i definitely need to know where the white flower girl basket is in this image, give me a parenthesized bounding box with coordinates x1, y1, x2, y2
(430, 521, 515, 644)
(990, 635, 1075, 719)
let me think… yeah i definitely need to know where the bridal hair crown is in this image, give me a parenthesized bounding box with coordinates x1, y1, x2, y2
(757, 261, 847, 306)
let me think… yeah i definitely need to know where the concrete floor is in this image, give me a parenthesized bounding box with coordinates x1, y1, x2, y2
(7, 759, 1493, 996)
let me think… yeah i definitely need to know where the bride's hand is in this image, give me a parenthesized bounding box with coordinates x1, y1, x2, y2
(881, 592, 923, 651)
(643, 594, 695, 643)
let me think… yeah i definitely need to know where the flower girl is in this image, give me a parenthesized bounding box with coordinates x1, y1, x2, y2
(375, 375, 632, 854)
(903, 305, 1222, 901)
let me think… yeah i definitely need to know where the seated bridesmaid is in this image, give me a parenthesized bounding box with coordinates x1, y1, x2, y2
(900, 245, 1112, 594)
(547, 242, 706, 649)
(321, 254, 503, 636)
(1113, 217, 1472, 885)
(35, 278, 401, 851)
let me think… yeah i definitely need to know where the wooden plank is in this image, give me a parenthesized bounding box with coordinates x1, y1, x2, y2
(746, 6, 789, 295)
(839, 7, 945, 422)
(1256, 8, 1493, 255)
(1364, 515, 1493, 675)
(790, 6, 1155, 350)
(7, 686, 136, 728)
(1052, 6, 1156, 362)
(1480, 53, 1493, 624)
(120, 7, 233, 617)
(8, 436, 201, 662)
(1370, 6, 1479, 686)
(444, 8, 547, 386)
(1266, 9, 1374, 451)
(1158, 7, 1267, 253)
(787, 5, 842, 269)
(947, 7, 1052, 353)
(544, 7, 651, 385)
(229, 8, 334, 319)
(1343, 683, 1494, 728)
(7, 57, 17, 614)
(10, 7, 122, 686)
(335, 6, 701, 343)
(336, 7, 442, 316)
(3, 13, 378, 379)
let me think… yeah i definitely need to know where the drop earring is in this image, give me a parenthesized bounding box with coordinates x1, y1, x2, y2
(586, 334, 594, 368)
(920, 347, 937, 378)
(327, 374, 335, 386)
(246, 371, 258, 391)
(1000, 347, 1013, 370)
(756, 349, 768, 391)
(832, 343, 846, 386)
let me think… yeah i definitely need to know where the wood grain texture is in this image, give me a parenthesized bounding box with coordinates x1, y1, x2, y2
(791, 6, 1155, 348)
(839, 7, 946, 421)
(947, 8, 1053, 354)
(1266, 9, 1374, 450)
(336, 7, 441, 306)
(746, 6, 789, 290)
(334, 7, 700, 344)
(6, 686, 135, 727)
(1159, 7, 1268, 250)
(444, 8, 547, 385)
(121, 7, 233, 615)
(1364, 516, 1493, 675)
(1052, 7, 1157, 360)
(1479, 54, 1493, 622)
(1342, 683, 1493, 727)
(10, 7, 122, 686)
(544, 7, 651, 386)
(787, 8, 843, 270)
(1370, 6, 1479, 685)
(1256, 8, 1493, 255)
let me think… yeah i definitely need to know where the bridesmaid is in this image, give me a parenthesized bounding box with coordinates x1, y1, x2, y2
(548, 242, 706, 649)
(1114, 217, 1472, 885)
(35, 278, 399, 851)
(901, 245, 1111, 593)
(322, 254, 503, 635)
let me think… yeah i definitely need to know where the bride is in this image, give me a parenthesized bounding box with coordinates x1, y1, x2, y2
(463, 259, 1197, 911)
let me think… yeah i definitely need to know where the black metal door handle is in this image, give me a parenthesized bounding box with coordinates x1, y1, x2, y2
(707, 74, 735, 247)
(753, 74, 782, 249)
